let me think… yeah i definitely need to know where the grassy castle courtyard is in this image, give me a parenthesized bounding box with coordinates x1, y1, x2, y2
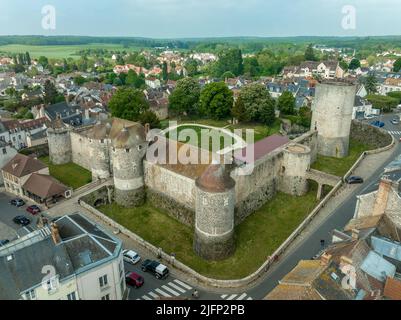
(98, 182, 319, 280)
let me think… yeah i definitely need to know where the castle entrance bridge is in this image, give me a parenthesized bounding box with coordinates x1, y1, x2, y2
(305, 169, 342, 200)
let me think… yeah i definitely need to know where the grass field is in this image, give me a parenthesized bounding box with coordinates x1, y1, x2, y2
(311, 139, 375, 177)
(98, 182, 319, 279)
(39, 156, 92, 189)
(0, 44, 139, 59)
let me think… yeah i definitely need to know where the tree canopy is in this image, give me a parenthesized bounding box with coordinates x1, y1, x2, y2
(108, 88, 149, 121)
(168, 77, 201, 116)
(277, 91, 296, 115)
(199, 82, 233, 120)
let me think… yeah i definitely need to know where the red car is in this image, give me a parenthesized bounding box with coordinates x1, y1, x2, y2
(125, 271, 144, 288)
(26, 205, 41, 215)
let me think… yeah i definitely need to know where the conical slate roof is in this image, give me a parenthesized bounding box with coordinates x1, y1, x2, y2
(112, 124, 146, 149)
(196, 163, 235, 193)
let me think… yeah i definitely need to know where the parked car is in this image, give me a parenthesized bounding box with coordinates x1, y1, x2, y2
(125, 271, 144, 288)
(391, 118, 400, 125)
(370, 120, 385, 128)
(10, 198, 25, 207)
(13, 216, 31, 226)
(141, 259, 169, 279)
(0, 239, 10, 247)
(364, 114, 376, 120)
(26, 205, 41, 215)
(122, 249, 141, 265)
(345, 176, 364, 184)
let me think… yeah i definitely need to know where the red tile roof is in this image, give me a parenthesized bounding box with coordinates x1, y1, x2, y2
(2, 154, 47, 178)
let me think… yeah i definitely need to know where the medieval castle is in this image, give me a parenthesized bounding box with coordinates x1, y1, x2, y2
(47, 80, 357, 261)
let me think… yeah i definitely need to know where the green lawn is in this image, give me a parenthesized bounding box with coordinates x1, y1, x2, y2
(311, 139, 375, 177)
(0, 44, 139, 59)
(98, 182, 319, 279)
(39, 156, 92, 190)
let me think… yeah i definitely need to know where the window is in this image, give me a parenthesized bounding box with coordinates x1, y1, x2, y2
(99, 275, 108, 288)
(101, 294, 110, 301)
(2, 148, 6, 154)
(67, 292, 77, 300)
(46, 277, 58, 293)
(24, 289, 36, 300)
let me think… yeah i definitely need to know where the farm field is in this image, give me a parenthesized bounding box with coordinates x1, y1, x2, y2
(0, 43, 139, 59)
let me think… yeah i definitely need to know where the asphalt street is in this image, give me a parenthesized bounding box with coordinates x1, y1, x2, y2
(247, 113, 401, 299)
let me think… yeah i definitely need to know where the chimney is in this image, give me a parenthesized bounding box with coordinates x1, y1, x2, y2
(351, 229, 360, 241)
(50, 222, 61, 245)
(320, 252, 332, 266)
(372, 178, 392, 216)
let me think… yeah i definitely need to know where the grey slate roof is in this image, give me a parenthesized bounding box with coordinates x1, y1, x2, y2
(0, 213, 121, 299)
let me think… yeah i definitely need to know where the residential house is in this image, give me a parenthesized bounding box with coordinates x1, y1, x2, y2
(2, 153, 72, 205)
(0, 117, 49, 150)
(0, 141, 17, 185)
(0, 213, 126, 300)
(145, 77, 162, 89)
(37, 102, 83, 127)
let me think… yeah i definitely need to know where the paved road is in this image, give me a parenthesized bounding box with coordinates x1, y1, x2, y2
(2, 114, 400, 301)
(0, 193, 38, 239)
(246, 113, 401, 299)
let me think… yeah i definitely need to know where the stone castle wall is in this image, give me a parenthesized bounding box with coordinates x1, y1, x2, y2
(70, 131, 92, 171)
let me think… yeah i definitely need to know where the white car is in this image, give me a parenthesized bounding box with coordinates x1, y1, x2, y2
(123, 250, 141, 265)
(364, 114, 375, 120)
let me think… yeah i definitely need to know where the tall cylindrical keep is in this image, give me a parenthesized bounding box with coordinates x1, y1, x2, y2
(89, 140, 111, 180)
(47, 123, 72, 165)
(194, 164, 236, 261)
(311, 81, 357, 158)
(281, 143, 311, 196)
(112, 125, 147, 208)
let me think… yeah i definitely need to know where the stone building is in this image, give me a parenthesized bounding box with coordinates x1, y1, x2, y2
(48, 80, 363, 261)
(311, 80, 357, 158)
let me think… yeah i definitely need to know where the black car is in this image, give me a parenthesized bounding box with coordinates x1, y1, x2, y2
(141, 259, 169, 279)
(345, 176, 364, 184)
(13, 216, 31, 226)
(0, 239, 10, 247)
(10, 198, 25, 207)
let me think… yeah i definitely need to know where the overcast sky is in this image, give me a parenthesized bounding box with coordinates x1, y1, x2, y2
(0, 0, 400, 38)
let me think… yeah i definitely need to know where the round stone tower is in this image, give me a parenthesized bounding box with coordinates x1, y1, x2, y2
(89, 122, 112, 180)
(194, 164, 236, 261)
(112, 124, 148, 207)
(311, 80, 357, 158)
(281, 143, 311, 196)
(47, 117, 72, 165)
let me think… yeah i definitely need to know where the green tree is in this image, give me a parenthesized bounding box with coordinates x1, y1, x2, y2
(243, 57, 260, 77)
(231, 96, 249, 122)
(237, 83, 275, 123)
(168, 77, 201, 116)
(108, 88, 149, 121)
(214, 48, 243, 77)
(38, 56, 49, 68)
(364, 74, 378, 94)
(162, 61, 168, 81)
(277, 91, 296, 115)
(138, 110, 161, 129)
(74, 76, 86, 86)
(199, 82, 233, 120)
(13, 64, 25, 73)
(43, 80, 58, 104)
(184, 58, 198, 77)
(348, 58, 361, 70)
(304, 44, 317, 61)
(367, 94, 398, 113)
(221, 71, 236, 79)
(394, 58, 401, 72)
(25, 52, 31, 66)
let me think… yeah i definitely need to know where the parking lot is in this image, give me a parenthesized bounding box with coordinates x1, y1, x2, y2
(0, 192, 39, 240)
